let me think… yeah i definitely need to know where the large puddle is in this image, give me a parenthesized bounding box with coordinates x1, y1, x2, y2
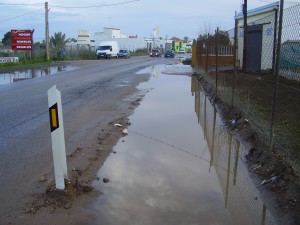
(92, 65, 277, 225)
(0, 65, 75, 85)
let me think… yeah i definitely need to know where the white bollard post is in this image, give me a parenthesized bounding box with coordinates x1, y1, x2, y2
(48, 85, 68, 190)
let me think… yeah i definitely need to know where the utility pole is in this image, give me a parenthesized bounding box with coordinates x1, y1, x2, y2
(30, 29, 35, 61)
(45, 2, 50, 60)
(242, 0, 248, 71)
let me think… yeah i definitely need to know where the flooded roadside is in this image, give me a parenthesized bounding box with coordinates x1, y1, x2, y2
(0, 65, 75, 85)
(91, 65, 277, 225)
(191, 77, 277, 225)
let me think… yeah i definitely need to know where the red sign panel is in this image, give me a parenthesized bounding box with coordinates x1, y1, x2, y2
(11, 30, 33, 51)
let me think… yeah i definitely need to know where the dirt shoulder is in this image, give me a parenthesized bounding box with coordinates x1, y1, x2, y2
(8, 96, 144, 225)
(194, 74, 300, 225)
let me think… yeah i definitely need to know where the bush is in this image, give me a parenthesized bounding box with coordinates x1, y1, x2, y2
(182, 58, 192, 65)
(131, 48, 149, 56)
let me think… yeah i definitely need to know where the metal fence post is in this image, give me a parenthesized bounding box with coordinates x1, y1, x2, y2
(232, 12, 238, 107)
(206, 33, 209, 73)
(199, 40, 202, 67)
(198, 40, 202, 67)
(215, 28, 219, 95)
(242, 0, 248, 71)
(270, 0, 284, 148)
(272, 8, 279, 74)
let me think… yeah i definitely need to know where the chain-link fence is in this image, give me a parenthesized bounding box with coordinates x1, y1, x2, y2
(0, 45, 46, 61)
(280, 3, 300, 80)
(192, 1, 300, 177)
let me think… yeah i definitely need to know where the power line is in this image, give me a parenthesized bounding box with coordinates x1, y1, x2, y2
(131, 129, 230, 172)
(0, 0, 140, 10)
(49, 0, 140, 9)
(0, 3, 44, 6)
(1, 8, 43, 24)
(0, 0, 140, 24)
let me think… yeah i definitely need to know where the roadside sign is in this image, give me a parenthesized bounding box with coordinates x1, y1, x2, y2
(77, 30, 90, 45)
(48, 85, 68, 190)
(11, 30, 33, 51)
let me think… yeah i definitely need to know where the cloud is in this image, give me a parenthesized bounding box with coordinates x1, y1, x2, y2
(0, 0, 287, 41)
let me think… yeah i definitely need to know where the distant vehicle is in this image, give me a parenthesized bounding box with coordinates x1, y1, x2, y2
(96, 41, 119, 59)
(164, 49, 175, 58)
(179, 48, 186, 54)
(150, 49, 162, 57)
(117, 49, 130, 58)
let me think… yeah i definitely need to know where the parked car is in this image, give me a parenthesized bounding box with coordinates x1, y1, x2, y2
(150, 49, 162, 57)
(179, 48, 186, 54)
(96, 41, 119, 59)
(117, 49, 130, 58)
(164, 49, 175, 58)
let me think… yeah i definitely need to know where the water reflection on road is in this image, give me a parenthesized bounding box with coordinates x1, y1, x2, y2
(191, 77, 277, 225)
(0, 65, 75, 85)
(92, 65, 277, 225)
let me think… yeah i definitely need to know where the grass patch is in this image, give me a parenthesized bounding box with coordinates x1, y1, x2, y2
(0, 59, 54, 70)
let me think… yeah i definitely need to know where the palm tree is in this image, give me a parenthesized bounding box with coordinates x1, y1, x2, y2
(50, 32, 67, 59)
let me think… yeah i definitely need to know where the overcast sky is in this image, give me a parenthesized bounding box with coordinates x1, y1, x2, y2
(0, 0, 297, 42)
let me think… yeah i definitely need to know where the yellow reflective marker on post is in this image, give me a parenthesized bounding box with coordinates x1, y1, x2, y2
(49, 103, 59, 132)
(51, 109, 57, 127)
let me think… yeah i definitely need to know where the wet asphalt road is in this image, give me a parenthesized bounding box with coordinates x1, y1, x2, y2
(0, 56, 174, 223)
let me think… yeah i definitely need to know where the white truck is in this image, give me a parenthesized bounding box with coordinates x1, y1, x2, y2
(96, 41, 119, 59)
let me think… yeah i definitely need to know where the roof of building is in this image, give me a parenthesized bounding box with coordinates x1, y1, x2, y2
(235, 1, 279, 19)
(103, 27, 120, 30)
(171, 37, 183, 42)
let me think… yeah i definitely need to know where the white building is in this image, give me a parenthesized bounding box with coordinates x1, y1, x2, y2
(94, 27, 127, 39)
(65, 27, 176, 53)
(94, 27, 147, 51)
(235, 2, 279, 70)
(235, 1, 300, 71)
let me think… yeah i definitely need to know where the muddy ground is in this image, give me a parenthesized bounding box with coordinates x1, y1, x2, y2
(7, 97, 144, 225)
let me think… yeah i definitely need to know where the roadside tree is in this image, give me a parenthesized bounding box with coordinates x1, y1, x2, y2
(198, 30, 230, 46)
(1, 31, 11, 46)
(50, 32, 67, 59)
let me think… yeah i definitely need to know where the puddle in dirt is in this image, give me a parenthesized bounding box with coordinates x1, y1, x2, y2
(91, 65, 277, 225)
(0, 65, 75, 85)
